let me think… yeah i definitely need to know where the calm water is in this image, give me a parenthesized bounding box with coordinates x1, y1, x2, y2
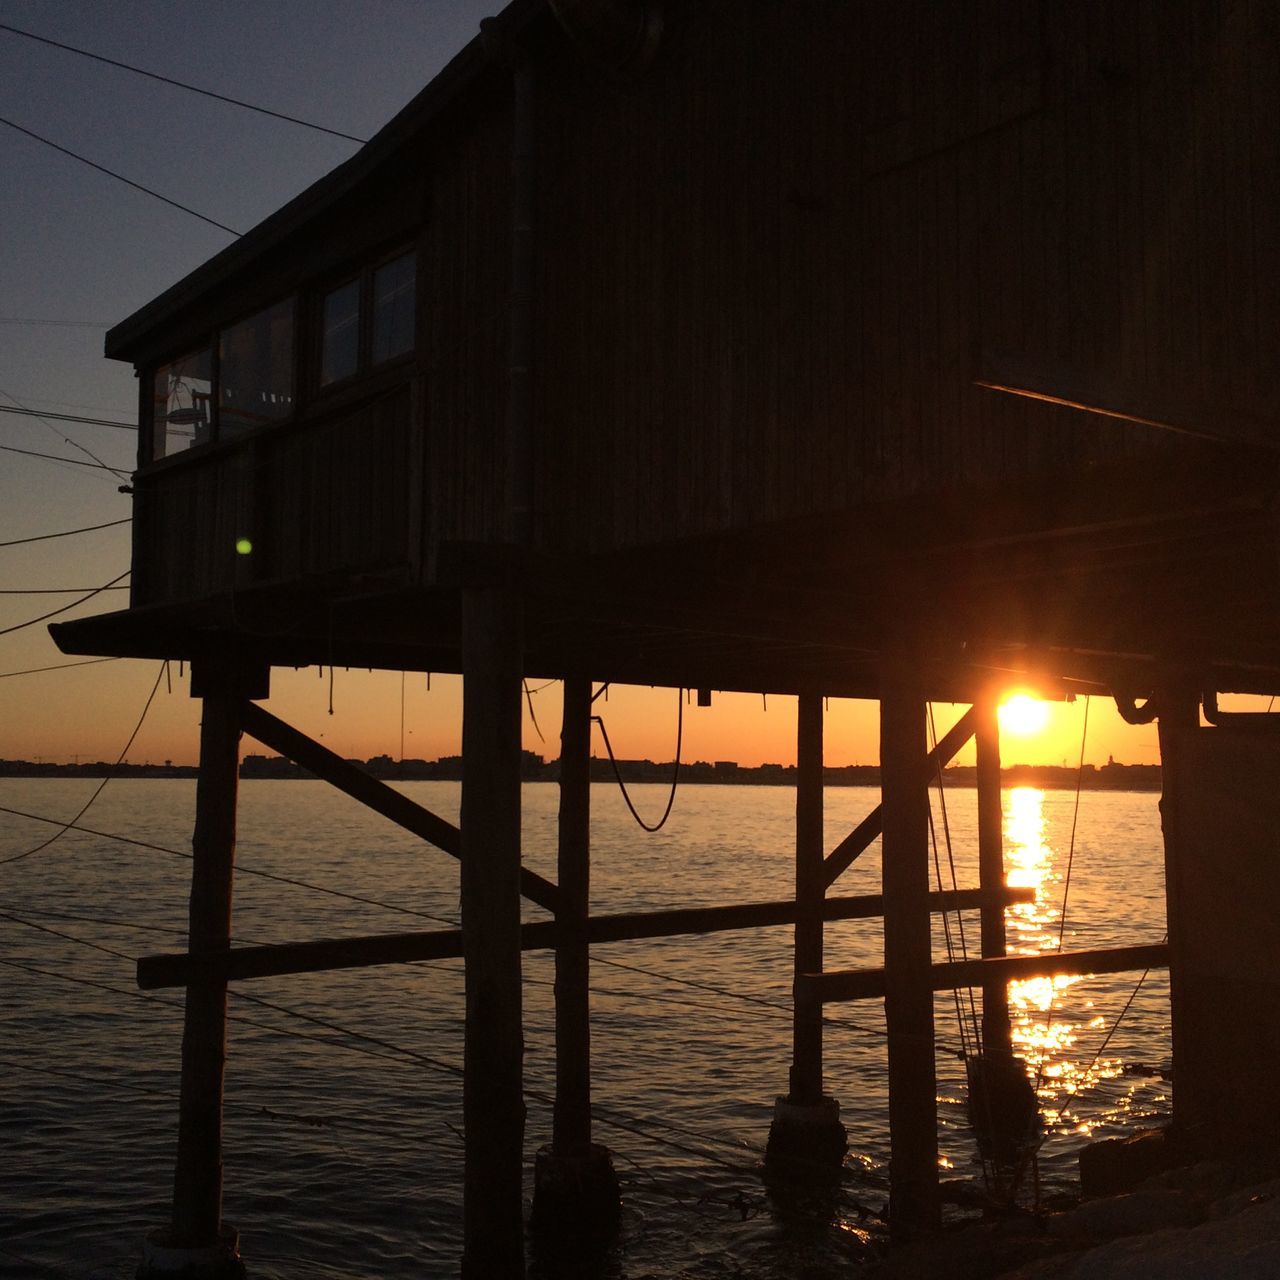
(0, 779, 1171, 1278)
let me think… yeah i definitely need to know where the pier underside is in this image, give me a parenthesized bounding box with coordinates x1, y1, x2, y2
(47, 452, 1280, 1273)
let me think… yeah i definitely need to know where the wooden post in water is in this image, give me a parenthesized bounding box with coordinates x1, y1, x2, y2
(554, 674, 593, 1154)
(145, 659, 252, 1276)
(976, 694, 1013, 1059)
(533, 675, 620, 1234)
(460, 589, 527, 1279)
(1155, 682, 1199, 1144)
(880, 664, 940, 1240)
(791, 692, 825, 1103)
(766, 693, 846, 1171)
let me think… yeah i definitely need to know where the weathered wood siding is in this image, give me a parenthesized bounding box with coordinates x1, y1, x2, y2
(421, 87, 514, 558)
(531, 0, 1274, 555)
(133, 386, 413, 604)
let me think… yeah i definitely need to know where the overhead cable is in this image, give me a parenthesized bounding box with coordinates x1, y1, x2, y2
(0, 656, 122, 679)
(0, 442, 128, 473)
(0, 22, 368, 144)
(0, 587, 128, 596)
(0, 317, 107, 328)
(0, 662, 165, 866)
(0, 568, 130, 639)
(1, 387, 132, 476)
(0, 516, 130, 547)
(0, 404, 136, 431)
(0, 114, 241, 236)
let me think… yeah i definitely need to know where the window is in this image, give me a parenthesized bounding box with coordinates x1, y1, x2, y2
(220, 299, 294, 437)
(148, 298, 294, 460)
(317, 249, 417, 388)
(320, 280, 360, 386)
(372, 252, 416, 363)
(152, 347, 212, 459)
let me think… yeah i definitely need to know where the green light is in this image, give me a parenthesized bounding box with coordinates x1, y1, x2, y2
(235, 538, 253, 556)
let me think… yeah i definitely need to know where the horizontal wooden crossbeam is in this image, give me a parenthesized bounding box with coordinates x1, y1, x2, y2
(822, 705, 977, 888)
(798, 941, 1169, 1004)
(136, 885, 1034, 989)
(241, 701, 560, 912)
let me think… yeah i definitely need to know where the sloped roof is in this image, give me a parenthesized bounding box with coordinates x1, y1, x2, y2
(104, 0, 543, 362)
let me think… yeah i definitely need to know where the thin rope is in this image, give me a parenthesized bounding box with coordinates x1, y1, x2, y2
(592, 687, 683, 832)
(0, 662, 165, 865)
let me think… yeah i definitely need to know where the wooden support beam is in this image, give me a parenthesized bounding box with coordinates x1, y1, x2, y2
(799, 942, 1171, 1004)
(170, 671, 242, 1248)
(975, 694, 1013, 1058)
(553, 675, 593, 1157)
(241, 701, 559, 914)
(880, 665, 939, 1240)
(790, 692, 825, 1104)
(460, 588, 526, 1279)
(137, 887, 1035, 990)
(1155, 683, 1200, 1136)
(822, 705, 976, 889)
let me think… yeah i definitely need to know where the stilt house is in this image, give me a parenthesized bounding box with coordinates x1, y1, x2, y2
(52, 1, 1280, 1275)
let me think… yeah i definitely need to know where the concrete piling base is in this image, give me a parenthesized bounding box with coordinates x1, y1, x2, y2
(137, 1225, 245, 1280)
(530, 1143, 621, 1239)
(764, 1094, 848, 1175)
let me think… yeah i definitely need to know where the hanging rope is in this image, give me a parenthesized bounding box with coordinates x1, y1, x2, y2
(592, 685, 683, 832)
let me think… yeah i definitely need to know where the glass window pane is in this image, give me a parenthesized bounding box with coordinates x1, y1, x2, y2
(219, 299, 294, 438)
(372, 252, 416, 364)
(152, 348, 212, 459)
(321, 280, 360, 386)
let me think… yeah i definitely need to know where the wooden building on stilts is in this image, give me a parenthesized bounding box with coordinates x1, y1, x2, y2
(51, 1, 1280, 1274)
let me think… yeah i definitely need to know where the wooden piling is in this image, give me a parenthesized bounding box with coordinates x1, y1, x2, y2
(460, 589, 526, 1279)
(975, 694, 1013, 1059)
(790, 692, 825, 1103)
(170, 674, 242, 1249)
(880, 665, 939, 1240)
(554, 675, 592, 1156)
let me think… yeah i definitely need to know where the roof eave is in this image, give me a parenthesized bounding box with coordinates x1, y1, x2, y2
(104, 0, 546, 365)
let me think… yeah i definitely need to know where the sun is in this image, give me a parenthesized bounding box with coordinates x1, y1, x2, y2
(999, 693, 1050, 737)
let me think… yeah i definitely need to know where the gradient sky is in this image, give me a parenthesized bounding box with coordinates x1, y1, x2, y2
(0, 1, 1178, 770)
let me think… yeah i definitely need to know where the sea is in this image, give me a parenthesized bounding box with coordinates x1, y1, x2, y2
(0, 778, 1171, 1278)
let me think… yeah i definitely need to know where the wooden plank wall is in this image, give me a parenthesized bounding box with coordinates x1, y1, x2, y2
(133, 386, 412, 604)
(530, 0, 1274, 558)
(422, 89, 514, 557)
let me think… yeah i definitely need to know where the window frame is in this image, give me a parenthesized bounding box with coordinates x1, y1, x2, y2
(143, 294, 299, 466)
(312, 243, 418, 396)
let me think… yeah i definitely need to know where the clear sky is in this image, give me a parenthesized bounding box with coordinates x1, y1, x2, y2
(0, 1, 1177, 771)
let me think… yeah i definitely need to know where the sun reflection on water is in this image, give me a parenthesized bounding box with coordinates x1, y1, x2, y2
(998, 788, 1131, 1131)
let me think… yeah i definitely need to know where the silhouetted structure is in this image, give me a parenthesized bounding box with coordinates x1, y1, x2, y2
(51, 1, 1280, 1274)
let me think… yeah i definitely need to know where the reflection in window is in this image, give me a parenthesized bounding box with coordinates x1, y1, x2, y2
(153, 348, 213, 459)
(219, 300, 294, 437)
(320, 280, 360, 386)
(372, 252, 416, 364)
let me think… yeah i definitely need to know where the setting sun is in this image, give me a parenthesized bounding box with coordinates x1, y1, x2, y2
(999, 693, 1051, 737)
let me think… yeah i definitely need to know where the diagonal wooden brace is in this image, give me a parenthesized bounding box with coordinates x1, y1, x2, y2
(822, 705, 977, 889)
(240, 702, 559, 913)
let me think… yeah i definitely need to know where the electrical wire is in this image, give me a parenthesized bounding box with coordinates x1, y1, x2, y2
(0, 114, 241, 236)
(0, 516, 130, 547)
(0, 568, 130, 638)
(0, 404, 136, 431)
(0, 662, 164, 865)
(0, 586, 128, 596)
(0, 387, 131, 477)
(0, 656, 121, 678)
(0, 802, 460, 926)
(0, 21, 367, 144)
(0, 442, 127, 472)
(0, 317, 107, 329)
